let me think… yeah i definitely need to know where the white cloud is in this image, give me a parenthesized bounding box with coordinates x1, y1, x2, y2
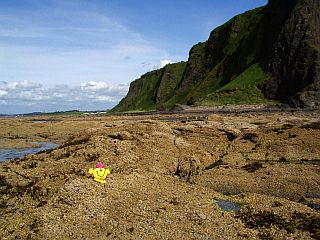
(160, 59, 173, 68)
(0, 2, 176, 88)
(151, 59, 174, 70)
(0, 80, 129, 114)
(8, 80, 42, 90)
(96, 96, 113, 102)
(0, 1, 184, 114)
(0, 89, 8, 97)
(0, 80, 40, 91)
(81, 81, 109, 91)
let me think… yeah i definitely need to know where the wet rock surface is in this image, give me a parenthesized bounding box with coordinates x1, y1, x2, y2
(0, 111, 319, 239)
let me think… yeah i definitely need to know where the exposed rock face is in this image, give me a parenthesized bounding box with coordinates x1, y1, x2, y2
(178, 8, 266, 98)
(177, 42, 207, 95)
(264, 0, 320, 107)
(113, 0, 320, 112)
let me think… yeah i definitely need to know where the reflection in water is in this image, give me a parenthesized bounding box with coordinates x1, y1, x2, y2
(0, 142, 59, 162)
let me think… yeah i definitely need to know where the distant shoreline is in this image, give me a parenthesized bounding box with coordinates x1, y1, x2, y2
(2, 104, 319, 118)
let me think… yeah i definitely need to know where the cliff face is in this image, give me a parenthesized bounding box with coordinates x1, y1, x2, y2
(112, 62, 186, 112)
(264, 0, 320, 107)
(177, 7, 268, 103)
(113, 0, 320, 112)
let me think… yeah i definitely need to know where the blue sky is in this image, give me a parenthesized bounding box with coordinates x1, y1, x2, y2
(0, 0, 268, 114)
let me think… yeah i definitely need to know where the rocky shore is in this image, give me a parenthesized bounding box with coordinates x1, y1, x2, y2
(0, 110, 319, 239)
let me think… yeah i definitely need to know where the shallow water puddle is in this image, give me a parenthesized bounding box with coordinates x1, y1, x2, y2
(213, 199, 242, 212)
(0, 142, 59, 162)
(32, 120, 48, 123)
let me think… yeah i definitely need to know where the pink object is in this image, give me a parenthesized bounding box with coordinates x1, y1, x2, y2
(96, 162, 104, 168)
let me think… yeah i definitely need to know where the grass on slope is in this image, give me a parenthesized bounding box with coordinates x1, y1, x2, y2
(112, 62, 187, 112)
(202, 64, 276, 105)
(221, 63, 268, 90)
(155, 62, 187, 105)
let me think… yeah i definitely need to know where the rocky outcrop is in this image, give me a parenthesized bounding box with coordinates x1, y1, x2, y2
(264, 0, 320, 107)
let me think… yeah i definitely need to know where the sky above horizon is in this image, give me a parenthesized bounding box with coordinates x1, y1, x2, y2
(0, 0, 268, 114)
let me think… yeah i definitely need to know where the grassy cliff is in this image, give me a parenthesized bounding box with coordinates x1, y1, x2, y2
(113, 0, 320, 112)
(112, 62, 186, 112)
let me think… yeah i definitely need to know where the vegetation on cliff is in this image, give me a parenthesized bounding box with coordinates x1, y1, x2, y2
(113, 0, 320, 112)
(112, 62, 187, 112)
